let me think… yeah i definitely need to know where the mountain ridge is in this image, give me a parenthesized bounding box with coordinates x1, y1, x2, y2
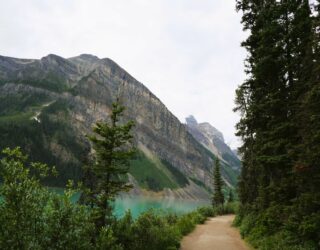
(185, 115, 241, 172)
(0, 54, 239, 200)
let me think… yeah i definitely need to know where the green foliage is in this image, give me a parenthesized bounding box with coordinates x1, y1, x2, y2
(41, 188, 94, 250)
(0, 147, 93, 250)
(129, 151, 178, 191)
(96, 227, 123, 250)
(175, 211, 206, 236)
(111, 204, 237, 250)
(82, 100, 136, 231)
(131, 210, 181, 250)
(0, 99, 88, 186)
(112, 209, 180, 250)
(14, 73, 69, 93)
(160, 159, 189, 187)
(129, 151, 190, 191)
(228, 189, 234, 203)
(234, 0, 320, 248)
(235, 209, 318, 250)
(212, 158, 224, 206)
(0, 92, 49, 116)
(200, 146, 239, 187)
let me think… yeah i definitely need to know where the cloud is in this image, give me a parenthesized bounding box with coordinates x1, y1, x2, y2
(0, 0, 247, 148)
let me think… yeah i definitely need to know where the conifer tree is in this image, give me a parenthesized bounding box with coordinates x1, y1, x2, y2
(228, 189, 234, 203)
(212, 158, 224, 206)
(82, 100, 135, 231)
(235, 0, 319, 246)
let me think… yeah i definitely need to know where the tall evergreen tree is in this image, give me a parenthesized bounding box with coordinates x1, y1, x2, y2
(235, 0, 319, 247)
(291, 0, 320, 242)
(228, 189, 234, 203)
(212, 158, 224, 206)
(82, 100, 135, 231)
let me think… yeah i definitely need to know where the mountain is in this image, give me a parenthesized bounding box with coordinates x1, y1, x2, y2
(185, 115, 241, 176)
(0, 54, 239, 200)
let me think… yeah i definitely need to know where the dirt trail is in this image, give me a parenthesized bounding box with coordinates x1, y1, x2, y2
(180, 215, 250, 250)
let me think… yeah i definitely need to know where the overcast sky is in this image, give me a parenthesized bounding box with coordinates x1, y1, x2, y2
(0, 0, 247, 148)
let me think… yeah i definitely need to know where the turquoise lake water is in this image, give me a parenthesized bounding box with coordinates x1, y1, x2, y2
(113, 196, 210, 218)
(51, 188, 209, 218)
(2, 188, 208, 219)
(1, 187, 209, 218)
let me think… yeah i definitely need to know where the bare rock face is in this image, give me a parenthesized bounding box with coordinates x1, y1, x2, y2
(0, 54, 239, 199)
(185, 116, 241, 173)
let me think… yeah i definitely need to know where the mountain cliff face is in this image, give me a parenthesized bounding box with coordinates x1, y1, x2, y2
(185, 115, 241, 180)
(0, 54, 239, 200)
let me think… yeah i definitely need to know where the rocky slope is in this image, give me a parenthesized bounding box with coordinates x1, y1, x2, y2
(0, 54, 239, 200)
(185, 116, 241, 181)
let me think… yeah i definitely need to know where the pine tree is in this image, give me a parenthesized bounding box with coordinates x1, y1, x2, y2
(235, 0, 319, 246)
(212, 158, 224, 206)
(291, 1, 320, 243)
(228, 189, 234, 203)
(82, 100, 135, 231)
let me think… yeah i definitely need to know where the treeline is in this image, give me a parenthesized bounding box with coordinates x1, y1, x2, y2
(234, 0, 320, 249)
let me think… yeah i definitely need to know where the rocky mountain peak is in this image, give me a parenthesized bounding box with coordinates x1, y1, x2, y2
(198, 122, 224, 142)
(185, 115, 241, 172)
(185, 115, 198, 127)
(78, 54, 100, 61)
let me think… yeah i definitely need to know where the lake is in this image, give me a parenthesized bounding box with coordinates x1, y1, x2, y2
(50, 188, 210, 218)
(114, 196, 210, 218)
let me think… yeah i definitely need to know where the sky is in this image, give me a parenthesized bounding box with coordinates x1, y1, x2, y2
(0, 0, 247, 149)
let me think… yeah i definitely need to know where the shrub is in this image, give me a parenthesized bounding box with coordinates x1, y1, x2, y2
(235, 206, 319, 250)
(0, 147, 93, 249)
(197, 206, 216, 217)
(112, 211, 135, 249)
(131, 210, 180, 250)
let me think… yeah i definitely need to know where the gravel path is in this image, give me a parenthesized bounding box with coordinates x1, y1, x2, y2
(180, 215, 250, 250)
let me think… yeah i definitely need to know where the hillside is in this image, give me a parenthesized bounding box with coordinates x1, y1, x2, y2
(0, 54, 239, 200)
(185, 115, 241, 174)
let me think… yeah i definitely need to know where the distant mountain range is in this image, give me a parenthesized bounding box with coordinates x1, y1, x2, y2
(185, 116, 241, 175)
(0, 54, 240, 200)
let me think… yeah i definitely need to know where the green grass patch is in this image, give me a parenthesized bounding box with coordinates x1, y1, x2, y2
(129, 152, 179, 191)
(160, 159, 189, 187)
(0, 112, 34, 124)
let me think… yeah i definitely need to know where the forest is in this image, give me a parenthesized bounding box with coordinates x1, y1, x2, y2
(234, 0, 320, 249)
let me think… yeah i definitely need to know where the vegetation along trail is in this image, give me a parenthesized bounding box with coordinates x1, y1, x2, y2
(180, 215, 249, 250)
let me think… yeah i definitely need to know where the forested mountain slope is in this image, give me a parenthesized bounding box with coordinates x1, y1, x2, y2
(0, 54, 238, 200)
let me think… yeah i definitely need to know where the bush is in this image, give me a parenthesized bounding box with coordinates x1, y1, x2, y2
(0, 147, 93, 250)
(197, 206, 216, 217)
(111, 204, 239, 250)
(235, 205, 319, 250)
(131, 210, 180, 250)
(112, 210, 135, 249)
(214, 202, 238, 215)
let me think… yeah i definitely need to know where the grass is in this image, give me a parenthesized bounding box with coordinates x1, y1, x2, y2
(0, 112, 34, 124)
(129, 152, 179, 191)
(160, 159, 189, 187)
